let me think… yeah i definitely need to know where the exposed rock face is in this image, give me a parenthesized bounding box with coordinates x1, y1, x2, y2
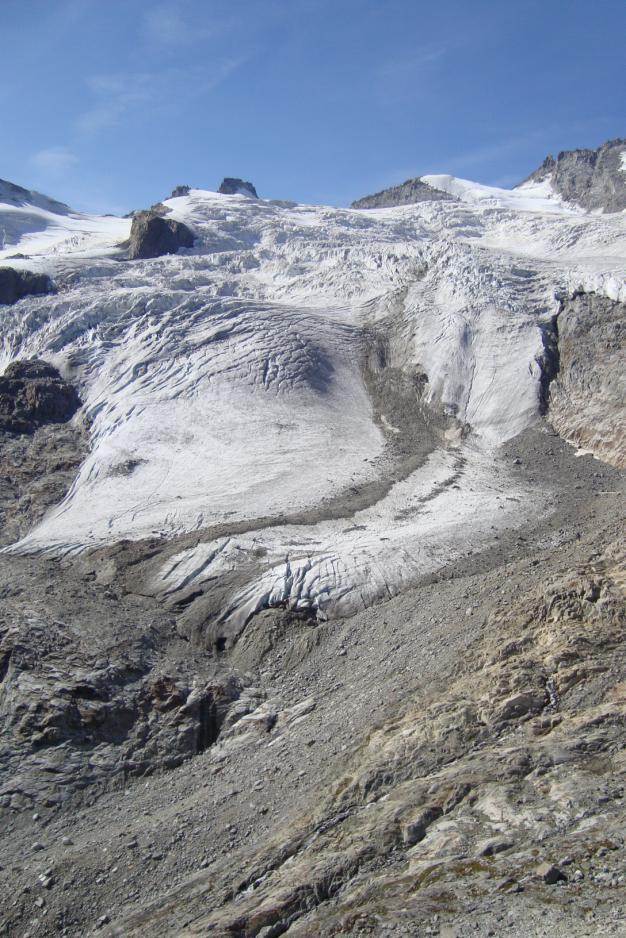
(128, 211, 195, 259)
(169, 185, 191, 198)
(0, 593, 245, 813)
(0, 267, 55, 305)
(217, 177, 258, 198)
(547, 291, 625, 467)
(0, 359, 80, 433)
(518, 138, 626, 212)
(351, 177, 458, 209)
(0, 423, 86, 547)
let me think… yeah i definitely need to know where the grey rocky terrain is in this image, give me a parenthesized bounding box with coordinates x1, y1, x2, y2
(0, 360, 80, 434)
(127, 212, 195, 260)
(547, 292, 625, 468)
(351, 178, 456, 210)
(0, 268, 55, 306)
(0, 357, 85, 549)
(218, 178, 259, 198)
(518, 138, 626, 213)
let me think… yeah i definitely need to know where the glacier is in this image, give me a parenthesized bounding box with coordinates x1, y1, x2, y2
(1, 175, 625, 625)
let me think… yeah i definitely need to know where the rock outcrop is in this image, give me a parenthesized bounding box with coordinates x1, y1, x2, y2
(0, 597, 245, 813)
(0, 267, 55, 305)
(547, 291, 625, 468)
(217, 177, 258, 198)
(169, 185, 191, 198)
(518, 138, 626, 212)
(0, 359, 85, 544)
(128, 211, 195, 260)
(351, 177, 457, 209)
(0, 421, 86, 547)
(0, 359, 80, 433)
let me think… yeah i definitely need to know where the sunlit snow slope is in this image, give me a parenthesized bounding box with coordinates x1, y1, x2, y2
(1, 175, 625, 621)
(0, 178, 128, 261)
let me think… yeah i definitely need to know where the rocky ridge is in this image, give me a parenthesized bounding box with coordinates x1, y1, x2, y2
(518, 138, 626, 212)
(218, 177, 259, 198)
(351, 177, 457, 209)
(0, 358, 85, 548)
(0, 178, 70, 215)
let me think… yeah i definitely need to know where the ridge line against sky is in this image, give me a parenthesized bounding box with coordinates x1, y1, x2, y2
(1, 0, 625, 214)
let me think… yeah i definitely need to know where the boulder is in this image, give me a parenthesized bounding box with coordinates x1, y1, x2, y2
(218, 177, 258, 198)
(401, 805, 443, 846)
(0, 267, 55, 305)
(535, 862, 567, 884)
(477, 837, 514, 856)
(0, 358, 81, 433)
(128, 211, 195, 260)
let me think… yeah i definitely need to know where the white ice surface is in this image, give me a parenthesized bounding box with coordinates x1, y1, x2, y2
(421, 174, 570, 213)
(1, 178, 625, 619)
(157, 441, 546, 627)
(0, 179, 129, 262)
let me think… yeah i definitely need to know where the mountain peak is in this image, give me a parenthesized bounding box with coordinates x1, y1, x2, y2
(517, 137, 626, 212)
(217, 177, 258, 198)
(351, 177, 457, 209)
(0, 177, 71, 215)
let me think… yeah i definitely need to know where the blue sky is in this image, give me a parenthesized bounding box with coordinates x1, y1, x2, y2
(1, 0, 624, 213)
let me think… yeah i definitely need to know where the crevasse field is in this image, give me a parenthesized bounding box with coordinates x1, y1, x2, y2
(1, 175, 625, 628)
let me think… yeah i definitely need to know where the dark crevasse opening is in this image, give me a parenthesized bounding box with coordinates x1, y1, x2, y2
(537, 313, 560, 415)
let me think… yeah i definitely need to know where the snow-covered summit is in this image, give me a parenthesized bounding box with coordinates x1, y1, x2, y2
(420, 173, 571, 213)
(351, 176, 455, 209)
(0, 177, 129, 262)
(0, 177, 70, 215)
(350, 138, 626, 215)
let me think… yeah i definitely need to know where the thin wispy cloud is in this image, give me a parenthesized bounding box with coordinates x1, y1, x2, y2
(76, 58, 247, 136)
(143, 2, 217, 48)
(30, 146, 79, 173)
(372, 41, 457, 103)
(377, 42, 451, 81)
(442, 131, 548, 174)
(76, 74, 154, 134)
